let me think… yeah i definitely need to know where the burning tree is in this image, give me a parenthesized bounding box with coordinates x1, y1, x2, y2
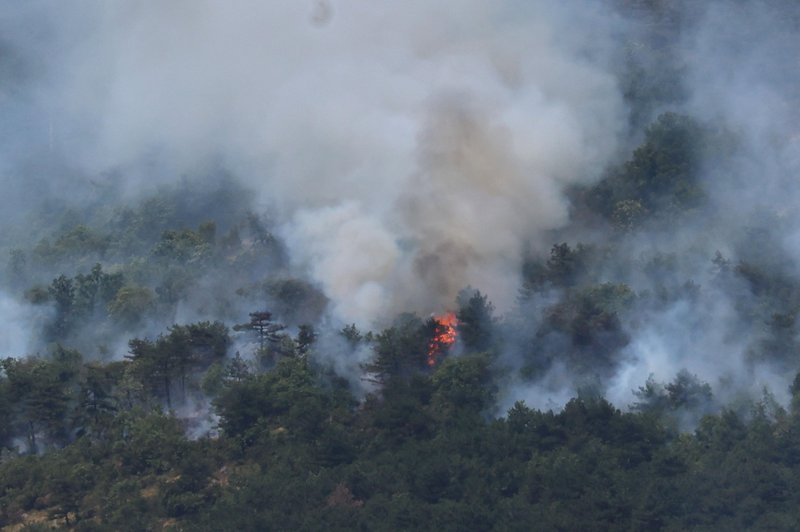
(363, 312, 459, 385)
(427, 312, 458, 367)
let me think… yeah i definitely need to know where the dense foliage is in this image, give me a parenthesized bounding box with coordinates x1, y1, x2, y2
(1, 104, 797, 530)
(3, 350, 800, 530)
(1, 108, 799, 530)
(3, 1, 800, 530)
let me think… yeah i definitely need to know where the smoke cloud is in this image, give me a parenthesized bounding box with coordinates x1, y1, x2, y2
(0, 1, 627, 327)
(3, 0, 800, 417)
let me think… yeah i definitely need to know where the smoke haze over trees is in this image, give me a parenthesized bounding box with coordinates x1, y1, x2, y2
(2, 0, 800, 528)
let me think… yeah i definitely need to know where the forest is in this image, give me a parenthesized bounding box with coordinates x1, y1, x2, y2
(2, 0, 800, 530)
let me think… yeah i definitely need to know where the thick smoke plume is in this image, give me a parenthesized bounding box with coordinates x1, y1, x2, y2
(0, 1, 626, 327)
(3, 1, 800, 417)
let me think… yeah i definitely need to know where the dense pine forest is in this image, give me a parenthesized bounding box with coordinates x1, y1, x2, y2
(3, 0, 800, 530)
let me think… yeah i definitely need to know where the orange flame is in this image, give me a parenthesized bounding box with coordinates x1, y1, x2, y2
(427, 312, 458, 367)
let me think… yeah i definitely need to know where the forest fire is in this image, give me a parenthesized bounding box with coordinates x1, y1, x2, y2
(427, 312, 458, 367)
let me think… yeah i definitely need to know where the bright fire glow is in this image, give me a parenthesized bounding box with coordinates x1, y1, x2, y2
(428, 312, 458, 366)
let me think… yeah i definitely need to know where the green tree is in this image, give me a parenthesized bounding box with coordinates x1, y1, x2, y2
(233, 311, 287, 356)
(73, 263, 124, 317)
(225, 351, 252, 384)
(127, 338, 177, 409)
(76, 362, 121, 440)
(107, 285, 155, 327)
(546, 243, 594, 288)
(48, 275, 75, 339)
(151, 227, 212, 264)
(296, 324, 317, 357)
(530, 283, 634, 376)
(263, 278, 329, 325)
(127, 322, 230, 408)
(214, 357, 335, 445)
(456, 288, 495, 353)
(340, 323, 364, 347)
(430, 354, 496, 425)
(588, 112, 706, 221)
(364, 314, 428, 384)
(1, 352, 79, 452)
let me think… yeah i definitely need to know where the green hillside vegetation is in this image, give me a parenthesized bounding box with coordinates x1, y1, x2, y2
(1, 110, 800, 529)
(3, 1, 800, 528)
(3, 350, 800, 530)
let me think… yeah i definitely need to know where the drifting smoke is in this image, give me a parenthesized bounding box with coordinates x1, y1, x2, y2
(604, 1, 800, 409)
(0, 0, 626, 327)
(2, 0, 800, 416)
(277, 2, 627, 326)
(0, 292, 49, 357)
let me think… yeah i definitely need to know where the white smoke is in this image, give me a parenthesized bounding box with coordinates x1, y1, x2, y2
(607, 0, 800, 410)
(0, 292, 50, 357)
(0, 1, 628, 327)
(3, 1, 800, 418)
